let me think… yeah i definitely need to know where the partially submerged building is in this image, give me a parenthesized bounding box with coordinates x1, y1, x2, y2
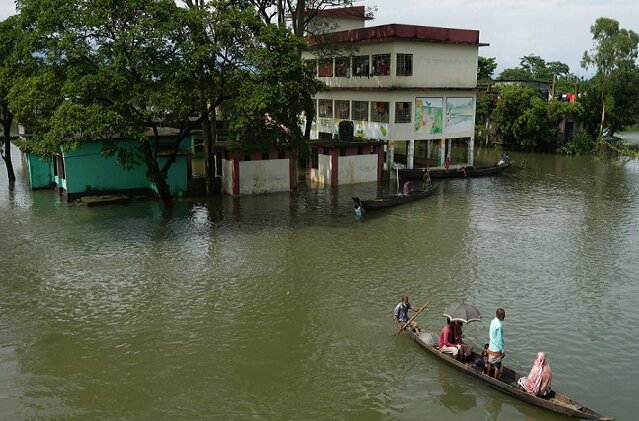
(302, 6, 487, 176)
(21, 127, 193, 200)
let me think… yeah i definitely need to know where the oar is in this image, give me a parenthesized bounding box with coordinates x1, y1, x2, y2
(396, 299, 432, 335)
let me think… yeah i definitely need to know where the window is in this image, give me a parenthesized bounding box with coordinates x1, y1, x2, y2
(352, 101, 368, 121)
(370, 102, 389, 123)
(318, 58, 333, 77)
(335, 100, 350, 119)
(372, 54, 391, 76)
(335, 57, 350, 77)
(395, 102, 412, 123)
(318, 99, 333, 118)
(396, 54, 413, 76)
(352, 55, 369, 77)
(304, 59, 317, 77)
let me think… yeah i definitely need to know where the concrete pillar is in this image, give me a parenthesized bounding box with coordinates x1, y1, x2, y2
(407, 139, 415, 169)
(330, 148, 339, 185)
(468, 136, 475, 167)
(439, 138, 445, 167)
(447, 139, 452, 161)
(388, 142, 395, 170)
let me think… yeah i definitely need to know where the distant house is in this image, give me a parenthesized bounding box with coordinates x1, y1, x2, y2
(302, 6, 488, 174)
(21, 127, 194, 201)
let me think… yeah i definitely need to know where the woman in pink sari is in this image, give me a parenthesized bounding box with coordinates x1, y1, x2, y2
(517, 352, 552, 396)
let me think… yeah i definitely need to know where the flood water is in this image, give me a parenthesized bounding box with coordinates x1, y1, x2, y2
(1, 146, 637, 420)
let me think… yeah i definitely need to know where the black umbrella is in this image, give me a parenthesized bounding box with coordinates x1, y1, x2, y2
(443, 303, 481, 324)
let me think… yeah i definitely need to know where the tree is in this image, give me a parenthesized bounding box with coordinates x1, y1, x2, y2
(224, 24, 323, 151)
(477, 56, 497, 81)
(12, 0, 211, 205)
(0, 16, 19, 184)
(579, 66, 639, 137)
(582, 17, 639, 137)
(498, 54, 571, 83)
(492, 84, 582, 151)
(498, 67, 532, 81)
(246, 0, 371, 141)
(12, 0, 322, 205)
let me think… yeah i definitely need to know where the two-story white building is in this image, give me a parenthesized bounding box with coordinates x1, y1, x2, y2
(302, 7, 488, 176)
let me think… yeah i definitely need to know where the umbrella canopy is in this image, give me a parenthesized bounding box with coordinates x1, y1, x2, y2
(443, 303, 481, 324)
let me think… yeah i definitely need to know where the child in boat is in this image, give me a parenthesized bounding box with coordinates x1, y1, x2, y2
(475, 343, 490, 372)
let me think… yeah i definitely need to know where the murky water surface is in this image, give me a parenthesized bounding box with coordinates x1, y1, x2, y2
(1, 147, 637, 420)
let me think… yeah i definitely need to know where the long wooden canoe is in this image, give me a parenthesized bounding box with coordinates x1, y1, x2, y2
(405, 327, 612, 420)
(356, 184, 438, 211)
(399, 162, 510, 180)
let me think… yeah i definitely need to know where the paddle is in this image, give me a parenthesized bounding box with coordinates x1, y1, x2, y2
(396, 299, 432, 335)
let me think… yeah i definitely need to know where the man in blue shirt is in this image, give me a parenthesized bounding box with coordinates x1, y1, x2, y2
(393, 296, 422, 331)
(487, 308, 506, 379)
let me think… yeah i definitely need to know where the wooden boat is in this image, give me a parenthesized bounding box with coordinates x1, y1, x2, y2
(354, 184, 438, 211)
(405, 327, 613, 420)
(398, 162, 510, 180)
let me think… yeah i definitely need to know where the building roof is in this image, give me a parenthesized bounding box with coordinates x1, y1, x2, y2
(312, 6, 371, 20)
(311, 23, 488, 47)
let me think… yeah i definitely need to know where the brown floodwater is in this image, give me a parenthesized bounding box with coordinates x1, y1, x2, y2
(0, 146, 637, 420)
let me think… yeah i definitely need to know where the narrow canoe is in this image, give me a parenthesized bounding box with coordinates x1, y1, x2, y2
(357, 184, 438, 211)
(399, 162, 510, 180)
(405, 327, 612, 420)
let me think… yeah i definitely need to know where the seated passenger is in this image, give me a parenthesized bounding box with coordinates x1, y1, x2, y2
(452, 320, 472, 363)
(475, 344, 490, 372)
(517, 352, 552, 397)
(438, 318, 460, 358)
(403, 181, 412, 196)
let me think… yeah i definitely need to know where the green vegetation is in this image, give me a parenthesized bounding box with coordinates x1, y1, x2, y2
(0, 16, 20, 183)
(478, 17, 639, 156)
(1, 0, 333, 204)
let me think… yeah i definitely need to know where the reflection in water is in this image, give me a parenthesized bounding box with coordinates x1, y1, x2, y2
(0, 145, 637, 419)
(483, 394, 502, 421)
(437, 363, 477, 414)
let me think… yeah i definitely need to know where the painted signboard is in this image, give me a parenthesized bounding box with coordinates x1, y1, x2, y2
(415, 97, 443, 135)
(445, 97, 474, 134)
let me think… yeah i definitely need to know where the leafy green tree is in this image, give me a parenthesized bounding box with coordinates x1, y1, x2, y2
(582, 17, 639, 136)
(497, 67, 532, 81)
(492, 85, 583, 151)
(498, 54, 571, 83)
(12, 0, 207, 205)
(0, 16, 19, 184)
(12, 0, 319, 205)
(224, 25, 324, 151)
(477, 56, 497, 81)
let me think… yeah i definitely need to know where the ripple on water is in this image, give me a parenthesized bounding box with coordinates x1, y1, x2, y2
(0, 148, 638, 419)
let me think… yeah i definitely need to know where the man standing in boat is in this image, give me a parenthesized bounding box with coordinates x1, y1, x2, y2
(393, 296, 422, 331)
(486, 308, 506, 380)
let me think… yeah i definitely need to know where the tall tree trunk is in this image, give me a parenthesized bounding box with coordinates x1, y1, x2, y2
(210, 105, 217, 187)
(143, 141, 173, 207)
(202, 103, 214, 194)
(1, 106, 16, 184)
(154, 175, 173, 206)
(277, 0, 285, 27)
(599, 96, 606, 138)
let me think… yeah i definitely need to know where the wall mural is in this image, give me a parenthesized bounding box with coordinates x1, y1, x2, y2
(444, 97, 474, 134)
(415, 97, 443, 135)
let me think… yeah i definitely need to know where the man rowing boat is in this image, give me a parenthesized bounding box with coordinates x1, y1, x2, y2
(393, 295, 422, 331)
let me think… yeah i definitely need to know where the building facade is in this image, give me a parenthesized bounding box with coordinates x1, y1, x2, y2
(302, 8, 487, 172)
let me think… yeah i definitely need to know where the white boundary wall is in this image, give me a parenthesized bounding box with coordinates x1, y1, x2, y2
(239, 159, 290, 194)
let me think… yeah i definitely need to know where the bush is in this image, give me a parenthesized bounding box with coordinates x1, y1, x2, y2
(560, 130, 596, 155)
